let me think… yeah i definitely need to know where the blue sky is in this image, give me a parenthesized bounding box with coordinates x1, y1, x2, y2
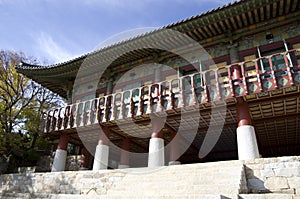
(0, 0, 235, 64)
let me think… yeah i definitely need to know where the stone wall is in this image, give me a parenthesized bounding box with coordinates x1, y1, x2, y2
(244, 156, 300, 195)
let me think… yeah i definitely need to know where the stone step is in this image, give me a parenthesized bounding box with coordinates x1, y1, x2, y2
(0, 162, 245, 197)
(48, 193, 236, 199)
(106, 185, 240, 195)
(238, 194, 299, 199)
(0, 192, 49, 199)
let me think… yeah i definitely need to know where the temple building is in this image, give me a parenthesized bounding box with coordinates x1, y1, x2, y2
(16, 0, 300, 172)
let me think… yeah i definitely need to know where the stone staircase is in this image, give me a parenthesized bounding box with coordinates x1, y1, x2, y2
(0, 160, 246, 199)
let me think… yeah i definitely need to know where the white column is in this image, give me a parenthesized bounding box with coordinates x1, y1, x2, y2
(237, 125, 259, 160)
(93, 144, 109, 170)
(51, 149, 67, 172)
(148, 138, 165, 167)
(51, 133, 69, 172)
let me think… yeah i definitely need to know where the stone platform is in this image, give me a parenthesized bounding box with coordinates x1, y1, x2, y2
(1, 156, 299, 199)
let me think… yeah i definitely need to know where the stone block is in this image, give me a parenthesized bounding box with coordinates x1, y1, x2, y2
(288, 177, 300, 188)
(239, 194, 293, 199)
(264, 163, 285, 169)
(284, 162, 300, 168)
(274, 168, 299, 177)
(108, 176, 124, 183)
(265, 177, 289, 190)
(270, 188, 295, 194)
(277, 157, 298, 162)
(261, 169, 275, 179)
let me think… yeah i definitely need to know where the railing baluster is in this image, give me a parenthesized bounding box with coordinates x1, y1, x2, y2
(64, 105, 71, 129)
(202, 71, 208, 103)
(85, 100, 93, 126)
(190, 75, 197, 106)
(254, 59, 263, 93)
(53, 109, 59, 131)
(138, 87, 143, 116)
(145, 85, 152, 114)
(166, 80, 173, 110)
(128, 90, 133, 118)
(214, 69, 221, 101)
(72, 103, 78, 128)
(99, 96, 107, 123)
(120, 92, 124, 119)
(227, 65, 234, 98)
(110, 94, 115, 121)
(268, 55, 278, 89)
(91, 98, 98, 125)
(58, 107, 64, 130)
(282, 52, 294, 86)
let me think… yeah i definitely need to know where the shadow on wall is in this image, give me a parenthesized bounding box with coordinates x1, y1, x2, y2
(244, 166, 272, 194)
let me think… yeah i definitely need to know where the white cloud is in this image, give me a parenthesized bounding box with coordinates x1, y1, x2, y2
(34, 32, 76, 64)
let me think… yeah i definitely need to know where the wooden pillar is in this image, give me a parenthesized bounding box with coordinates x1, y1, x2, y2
(168, 133, 181, 165)
(80, 147, 91, 170)
(52, 133, 69, 172)
(118, 138, 130, 169)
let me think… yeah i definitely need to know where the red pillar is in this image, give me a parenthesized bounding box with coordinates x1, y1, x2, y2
(57, 133, 69, 150)
(169, 133, 181, 165)
(98, 125, 110, 145)
(80, 147, 91, 169)
(119, 138, 130, 169)
(236, 100, 252, 126)
(151, 116, 164, 139)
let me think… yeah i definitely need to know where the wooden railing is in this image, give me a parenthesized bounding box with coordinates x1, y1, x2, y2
(42, 49, 300, 133)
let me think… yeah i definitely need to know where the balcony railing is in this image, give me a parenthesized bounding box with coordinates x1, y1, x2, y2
(43, 49, 300, 133)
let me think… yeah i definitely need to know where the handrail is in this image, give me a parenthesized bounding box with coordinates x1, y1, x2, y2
(43, 48, 300, 133)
